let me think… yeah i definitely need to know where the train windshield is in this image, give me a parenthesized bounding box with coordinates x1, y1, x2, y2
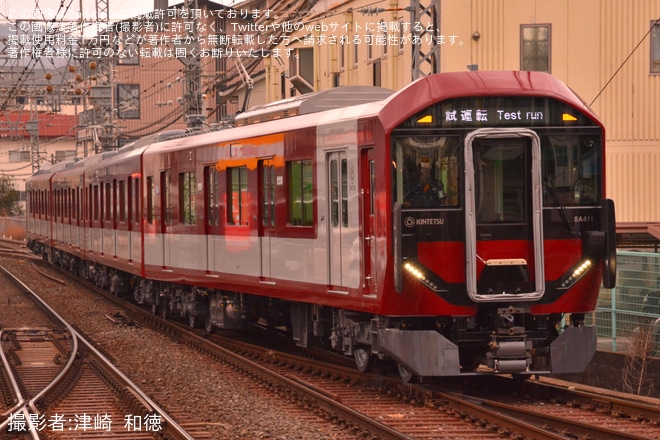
(541, 133, 602, 206)
(392, 132, 602, 209)
(392, 136, 461, 209)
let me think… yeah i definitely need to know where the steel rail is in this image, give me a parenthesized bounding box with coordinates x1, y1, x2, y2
(0, 265, 196, 440)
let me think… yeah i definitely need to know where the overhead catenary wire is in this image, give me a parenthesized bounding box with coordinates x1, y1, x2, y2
(590, 17, 660, 107)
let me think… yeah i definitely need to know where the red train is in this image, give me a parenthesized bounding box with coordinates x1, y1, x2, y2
(26, 71, 616, 381)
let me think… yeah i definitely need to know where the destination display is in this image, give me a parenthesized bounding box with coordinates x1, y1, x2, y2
(400, 96, 598, 129)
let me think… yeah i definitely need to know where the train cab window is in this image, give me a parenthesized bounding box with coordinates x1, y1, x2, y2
(392, 136, 460, 209)
(228, 166, 248, 226)
(179, 172, 196, 225)
(205, 166, 220, 227)
(287, 159, 313, 226)
(541, 134, 602, 206)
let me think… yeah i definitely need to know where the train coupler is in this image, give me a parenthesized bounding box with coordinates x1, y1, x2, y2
(486, 335, 532, 373)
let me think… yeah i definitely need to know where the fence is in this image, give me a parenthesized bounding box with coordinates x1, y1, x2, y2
(0, 216, 26, 241)
(590, 251, 660, 353)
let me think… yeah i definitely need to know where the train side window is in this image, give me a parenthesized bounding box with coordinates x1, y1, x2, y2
(205, 166, 220, 227)
(133, 177, 140, 224)
(99, 184, 104, 221)
(86, 185, 92, 222)
(75, 188, 80, 223)
(370, 160, 376, 215)
(330, 159, 339, 227)
(287, 159, 313, 226)
(119, 180, 126, 222)
(341, 158, 348, 227)
(261, 161, 276, 227)
(93, 185, 100, 221)
(146, 176, 155, 224)
(55, 189, 60, 220)
(179, 172, 196, 225)
(69, 189, 73, 222)
(162, 170, 173, 226)
(227, 166, 248, 226)
(105, 182, 112, 222)
(329, 157, 348, 228)
(67, 188, 72, 222)
(112, 180, 118, 223)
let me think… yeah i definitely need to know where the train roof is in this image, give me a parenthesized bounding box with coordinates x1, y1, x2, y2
(378, 70, 602, 130)
(233, 86, 394, 126)
(59, 71, 601, 166)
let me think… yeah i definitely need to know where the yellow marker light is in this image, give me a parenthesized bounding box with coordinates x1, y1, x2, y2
(417, 115, 433, 124)
(562, 113, 577, 122)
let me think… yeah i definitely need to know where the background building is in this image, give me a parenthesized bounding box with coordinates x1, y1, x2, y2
(264, 0, 660, 244)
(1, 0, 660, 243)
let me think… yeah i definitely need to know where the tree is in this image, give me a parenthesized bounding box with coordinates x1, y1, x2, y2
(622, 323, 656, 396)
(0, 175, 22, 216)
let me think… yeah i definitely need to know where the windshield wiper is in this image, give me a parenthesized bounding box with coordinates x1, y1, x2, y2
(545, 179, 578, 237)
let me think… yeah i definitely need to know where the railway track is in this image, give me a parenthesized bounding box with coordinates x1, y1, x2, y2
(461, 377, 660, 440)
(200, 329, 660, 440)
(0, 266, 199, 439)
(2, 245, 660, 439)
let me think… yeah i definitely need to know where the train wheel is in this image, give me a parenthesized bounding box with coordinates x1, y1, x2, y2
(397, 363, 418, 383)
(354, 346, 374, 373)
(204, 315, 212, 333)
(188, 314, 196, 328)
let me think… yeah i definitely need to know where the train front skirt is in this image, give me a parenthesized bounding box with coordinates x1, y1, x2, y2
(378, 325, 596, 376)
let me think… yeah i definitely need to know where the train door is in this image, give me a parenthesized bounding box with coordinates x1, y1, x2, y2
(360, 148, 377, 294)
(464, 128, 544, 302)
(259, 159, 276, 280)
(327, 150, 349, 287)
(204, 165, 221, 273)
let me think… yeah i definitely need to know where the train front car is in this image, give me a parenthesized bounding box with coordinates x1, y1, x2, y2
(377, 71, 615, 380)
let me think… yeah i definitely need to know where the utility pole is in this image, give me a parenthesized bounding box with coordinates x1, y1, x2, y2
(410, 0, 441, 79)
(26, 116, 40, 174)
(79, 0, 118, 152)
(358, 0, 441, 81)
(178, 0, 205, 129)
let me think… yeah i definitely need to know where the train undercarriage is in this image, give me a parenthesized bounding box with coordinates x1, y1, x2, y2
(30, 242, 596, 382)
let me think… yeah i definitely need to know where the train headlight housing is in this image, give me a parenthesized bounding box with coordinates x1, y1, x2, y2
(559, 259, 593, 290)
(403, 261, 443, 292)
